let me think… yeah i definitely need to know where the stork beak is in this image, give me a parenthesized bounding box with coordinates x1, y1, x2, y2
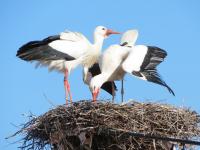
(92, 89, 100, 103)
(92, 92, 97, 102)
(105, 29, 121, 37)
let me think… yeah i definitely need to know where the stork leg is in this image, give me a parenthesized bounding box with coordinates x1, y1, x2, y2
(111, 82, 115, 103)
(64, 69, 72, 105)
(121, 79, 124, 103)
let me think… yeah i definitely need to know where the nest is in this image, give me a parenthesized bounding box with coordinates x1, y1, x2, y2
(14, 100, 200, 150)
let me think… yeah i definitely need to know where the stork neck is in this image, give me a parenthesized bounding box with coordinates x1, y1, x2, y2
(93, 73, 109, 88)
(93, 34, 104, 51)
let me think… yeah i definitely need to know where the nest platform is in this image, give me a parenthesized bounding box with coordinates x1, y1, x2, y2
(15, 100, 200, 150)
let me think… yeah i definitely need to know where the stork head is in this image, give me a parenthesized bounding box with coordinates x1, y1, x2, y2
(94, 26, 120, 39)
(89, 76, 103, 102)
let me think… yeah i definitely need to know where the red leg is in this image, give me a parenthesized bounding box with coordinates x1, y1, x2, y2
(67, 81, 72, 105)
(64, 73, 69, 105)
(64, 69, 73, 105)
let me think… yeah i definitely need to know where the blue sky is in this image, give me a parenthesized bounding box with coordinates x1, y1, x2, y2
(1, 0, 200, 149)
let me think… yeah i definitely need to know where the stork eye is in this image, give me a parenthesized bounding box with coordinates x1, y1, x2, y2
(102, 28, 105, 30)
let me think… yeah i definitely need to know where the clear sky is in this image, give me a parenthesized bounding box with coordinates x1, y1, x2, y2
(1, 0, 200, 149)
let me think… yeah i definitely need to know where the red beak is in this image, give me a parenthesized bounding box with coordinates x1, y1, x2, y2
(92, 92, 97, 102)
(105, 29, 121, 37)
(92, 89, 100, 102)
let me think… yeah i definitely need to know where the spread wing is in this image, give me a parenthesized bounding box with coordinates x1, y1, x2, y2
(16, 31, 91, 62)
(122, 45, 175, 96)
(120, 30, 138, 47)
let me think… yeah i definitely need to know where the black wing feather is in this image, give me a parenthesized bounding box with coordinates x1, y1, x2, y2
(141, 46, 167, 71)
(132, 46, 175, 96)
(16, 35, 75, 61)
(141, 70, 175, 96)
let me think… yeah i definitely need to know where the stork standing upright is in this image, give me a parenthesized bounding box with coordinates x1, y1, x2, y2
(17, 26, 120, 105)
(89, 30, 175, 102)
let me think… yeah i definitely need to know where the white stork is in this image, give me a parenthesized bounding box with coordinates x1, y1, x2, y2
(17, 26, 120, 104)
(89, 30, 175, 102)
